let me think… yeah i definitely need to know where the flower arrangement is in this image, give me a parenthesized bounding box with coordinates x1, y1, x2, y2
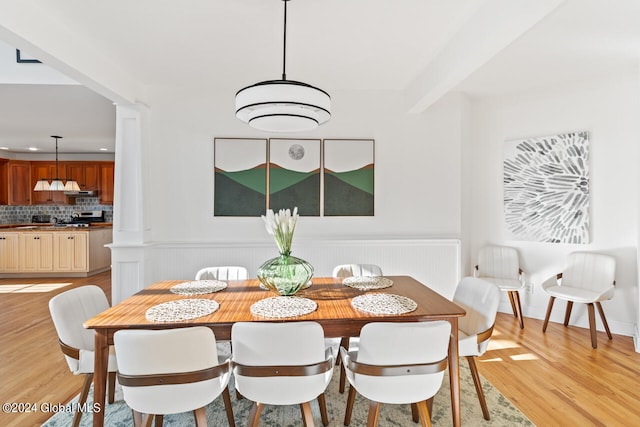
(261, 207, 299, 256)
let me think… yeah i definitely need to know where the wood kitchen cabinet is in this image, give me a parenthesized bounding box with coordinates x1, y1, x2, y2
(31, 162, 67, 204)
(0, 232, 20, 271)
(66, 162, 101, 191)
(19, 232, 54, 272)
(5, 160, 32, 205)
(99, 162, 114, 204)
(54, 232, 88, 271)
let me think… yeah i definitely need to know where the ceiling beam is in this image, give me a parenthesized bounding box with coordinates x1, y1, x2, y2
(403, 0, 566, 114)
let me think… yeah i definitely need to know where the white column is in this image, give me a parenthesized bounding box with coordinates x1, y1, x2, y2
(109, 103, 153, 304)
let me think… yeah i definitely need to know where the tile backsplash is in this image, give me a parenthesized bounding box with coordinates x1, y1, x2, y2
(0, 197, 113, 224)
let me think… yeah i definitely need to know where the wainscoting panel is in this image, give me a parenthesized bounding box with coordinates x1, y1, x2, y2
(149, 239, 461, 298)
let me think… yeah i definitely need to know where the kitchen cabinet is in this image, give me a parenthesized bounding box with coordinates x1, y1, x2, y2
(54, 232, 88, 272)
(0, 232, 20, 271)
(19, 232, 54, 272)
(4, 160, 32, 205)
(99, 162, 114, 204)
(31, 162, 67, 205)
(66, 162, 101, 191)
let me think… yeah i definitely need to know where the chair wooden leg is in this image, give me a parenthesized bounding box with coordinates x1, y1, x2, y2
(426, 397, 434, 417)
(339, 337, 350, 393)
(107, 371, 116, 403)
(411, 402, 419, 422)
(416, 400, 433, 427)
(587, 303, 598, 349)
(318, 393, 329, 426)
(512, 291, 525, 329)
(72, 373, 93, 427)
(596, 302, 613, 340)
(564, 301, 574, 326)
(466, 356, 490, 420)
(366, 401, 382, 427)
(542, 296, 556, 333)
(222, 386, 236, 427)
(507, 291, 517, 318)
(193, 408, 207, 427)
(248, 402, 263, 427)
(344, 384, 357, 426)
(155, 414, 164, 426)
(139, 413, 153, 427)
(300, 401, 314, 427)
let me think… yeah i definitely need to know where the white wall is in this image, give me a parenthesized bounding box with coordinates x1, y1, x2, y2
(464, 66, 640, 337)
(143, 86, 465, 243)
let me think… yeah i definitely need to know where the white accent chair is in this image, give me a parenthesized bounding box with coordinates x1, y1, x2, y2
(332, 263, 383, 393)
(231, 321, 335, 427)
(453, 277, 501, 420)
(113, 327, 235, 427)
(542, 252, 616, 349)
(340, 321, 451, 427)
(195, 266, 248, 281)
(48, 285, 118, 427)
(475, 245, 526, 329)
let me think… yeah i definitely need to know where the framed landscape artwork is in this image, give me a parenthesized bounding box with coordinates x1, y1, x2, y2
(269, 139, 321, 216)
(503, 131, 590, 244)
(214, 138, 267, 216)
(323, 139, 374, 216)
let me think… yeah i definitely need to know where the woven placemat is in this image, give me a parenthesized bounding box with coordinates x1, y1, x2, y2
(170, 280, 227, 295)
(351, 293, 417, 315)
(342, 276, 393, 291)
(146, 299, 220, 322)
(250, 296, 317, 318)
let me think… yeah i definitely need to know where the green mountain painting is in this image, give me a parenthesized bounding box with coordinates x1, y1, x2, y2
(324, 164, 374, 216)
(214, 165, 266, 216)
(269, 164, 320, 216)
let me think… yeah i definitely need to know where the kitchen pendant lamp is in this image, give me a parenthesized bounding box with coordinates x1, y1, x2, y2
(33, 135, 81, 192)
(235, 0, 330, 132)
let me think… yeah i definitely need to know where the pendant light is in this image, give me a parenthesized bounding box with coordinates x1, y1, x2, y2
(235, 0, 331, 132)
(33, 136, 81, 192)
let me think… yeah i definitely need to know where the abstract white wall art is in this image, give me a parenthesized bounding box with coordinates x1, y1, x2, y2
(503, 131, 590, 244)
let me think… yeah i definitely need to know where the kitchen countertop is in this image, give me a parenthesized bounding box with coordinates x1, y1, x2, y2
(0, 223, 113, 230)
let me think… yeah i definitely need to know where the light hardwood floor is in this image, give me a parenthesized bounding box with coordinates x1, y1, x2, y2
(1, 272, 638, 426)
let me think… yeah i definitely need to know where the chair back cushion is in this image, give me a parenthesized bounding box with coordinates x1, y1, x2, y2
(332, 264, 383, 278)
(231, 321, 332, 405)
(562, 252, 616, 292)
(48, 285, 110, 373)
(453, 277, 501, 355)
(351, 321, 451, 404)
(477, 246, 520, 280)
(114, 327, 227, 415)
(195, 266, 248, 280)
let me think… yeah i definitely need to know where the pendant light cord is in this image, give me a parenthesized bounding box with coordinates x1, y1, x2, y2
(282, 0, 288, 80)
(54, 136, 60, 180)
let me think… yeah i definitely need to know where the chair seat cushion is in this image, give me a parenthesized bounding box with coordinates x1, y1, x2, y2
(544, 285, 614, 304)
(481, 277, 523, 291)
(458, 331, 481, 357)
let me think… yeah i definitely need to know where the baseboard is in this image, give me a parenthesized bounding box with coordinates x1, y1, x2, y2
(634, 323, 639, 353)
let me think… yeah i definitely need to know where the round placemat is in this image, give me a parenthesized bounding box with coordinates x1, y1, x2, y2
(170, 280, 227, 295)
(146, 299, 220, 322)
(250, 296, 318, 318)
(342, 276, 393, 291)
(351, 293, 417, 315)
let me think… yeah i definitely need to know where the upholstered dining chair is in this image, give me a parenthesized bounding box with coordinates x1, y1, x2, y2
(113, 326, 235, 427)
(332, 263, 383, 393)
(542, 252, 616, 349)
(195, 266, 248, 281)
(48, 285, 118, 427)
(231, 321, 335, 427)
(475, 245, 526, 329)
(453, 277, 501, 420)
(340, 321, 451, 427)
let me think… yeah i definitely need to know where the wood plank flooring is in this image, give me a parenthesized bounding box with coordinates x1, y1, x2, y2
(0, 272, 638, 426)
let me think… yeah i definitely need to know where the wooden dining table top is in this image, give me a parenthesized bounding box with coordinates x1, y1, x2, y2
(84, 275, 465, 340)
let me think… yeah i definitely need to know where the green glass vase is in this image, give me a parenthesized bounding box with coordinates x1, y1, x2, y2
(257, 253, 314, 296)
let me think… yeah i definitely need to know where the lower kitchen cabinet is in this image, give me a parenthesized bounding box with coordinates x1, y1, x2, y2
(0, 232, 20, 271)
(54, 232, 88, 272)
(20, 232, 54, 272)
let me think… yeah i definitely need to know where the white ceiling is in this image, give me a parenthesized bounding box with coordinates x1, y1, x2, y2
(1, 0, 639, 154)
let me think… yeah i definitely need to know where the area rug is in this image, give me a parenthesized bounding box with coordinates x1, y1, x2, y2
(43, 343, 534, 426)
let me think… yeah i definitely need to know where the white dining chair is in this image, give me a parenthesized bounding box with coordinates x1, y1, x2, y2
(542, 252, 616, 348)
(114, 326, 235, 427)
(474, 245, 526, 329)
(340, 321, 451, 427)
(48, 285, 118, 427)
(332, 263, 384, 394)
(453, 277, 501, 420)
(195, 266, 248, 281)
(231, 321, 334, 427)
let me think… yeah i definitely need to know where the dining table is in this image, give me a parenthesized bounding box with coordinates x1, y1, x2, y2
(84, 275, 466, 427)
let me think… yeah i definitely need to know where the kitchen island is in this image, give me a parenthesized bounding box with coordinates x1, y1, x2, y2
(0, 225, 112, 277)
